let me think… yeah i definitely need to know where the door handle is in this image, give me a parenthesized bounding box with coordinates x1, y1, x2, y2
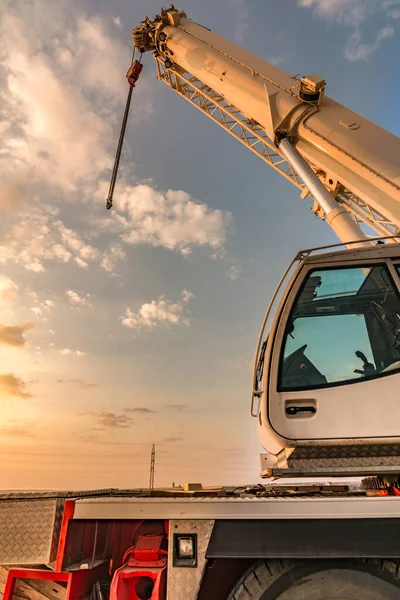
(285, 405, 316, 416)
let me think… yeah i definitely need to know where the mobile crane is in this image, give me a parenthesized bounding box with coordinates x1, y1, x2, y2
(2, 6, 400, 600)
(129, 5, 400, 482)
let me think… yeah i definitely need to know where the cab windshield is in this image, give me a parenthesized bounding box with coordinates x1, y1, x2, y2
(279, 264, 400, 391)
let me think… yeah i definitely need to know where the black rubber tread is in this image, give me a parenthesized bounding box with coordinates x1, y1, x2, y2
(227, 558, 400, 600)
(228, 560, 289, 600)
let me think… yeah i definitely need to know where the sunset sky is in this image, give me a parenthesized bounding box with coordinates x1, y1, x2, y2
(1, 0, 400, 490)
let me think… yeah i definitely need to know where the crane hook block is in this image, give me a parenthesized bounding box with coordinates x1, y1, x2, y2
(126, 60, 143, 87)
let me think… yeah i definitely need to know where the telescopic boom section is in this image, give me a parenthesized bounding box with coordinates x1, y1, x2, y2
(133, 6, 400, 243)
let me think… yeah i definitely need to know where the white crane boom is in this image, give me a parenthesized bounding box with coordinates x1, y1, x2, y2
(133, 7, 400, 243)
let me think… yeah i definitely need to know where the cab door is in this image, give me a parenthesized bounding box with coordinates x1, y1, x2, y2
(267, 259, 400, 442)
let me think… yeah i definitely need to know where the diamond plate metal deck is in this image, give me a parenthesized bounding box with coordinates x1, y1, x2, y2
(167, 520, 214, 600)
(287, 445, 400, 469)
(0, 498, 64, 565)
(290, 445, 400, 458)
(289, 444, 400, 462)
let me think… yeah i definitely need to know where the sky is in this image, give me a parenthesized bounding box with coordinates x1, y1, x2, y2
(1, 0, 400, 490)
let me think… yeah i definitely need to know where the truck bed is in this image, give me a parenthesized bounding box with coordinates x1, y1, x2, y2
(2, 485, 400, 600)
(0, 484, 398, 564)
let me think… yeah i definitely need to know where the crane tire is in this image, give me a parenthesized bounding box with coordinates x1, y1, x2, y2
(226, 559, 400, 599)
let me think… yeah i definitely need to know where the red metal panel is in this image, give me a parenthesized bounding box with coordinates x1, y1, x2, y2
(123, 536, 167, 564)
(4, 563, 109, 600)
(66, 563, 110, 600)
(16, 513, 170, 600)
(5, 569, 70, 583)
(111, 531, 168, 600)
(3, 569, 70, 600)
(110, 565, 167, 600)
(56, 500, 75, 571)
(108, 520, 143, 574)
(2, 571, 16, 600)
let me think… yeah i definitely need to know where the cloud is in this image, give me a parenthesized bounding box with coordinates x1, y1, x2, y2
(0, 183, 24, 212)
(299, 0, 368, 24)
(0, 424, 36, 438)
(66, 289, 90, 306)
(163, 404, 188, 411)
(231, 0, 248, 43)
(57, 379, 96, 389)
(100, 244, 126, 273)
(26, 262, 46, 273)
(345, 26, 395, 61)
(79, 245, 99, 260)
(0, 205, 100, 274)
(163, 437, 184, 443)
(0, 322, 33, 347)
(124, 407, 155, 414)
(28, 293, 56, 321)
(0, 276, 18, 303)
(226, 263, 243, 280)
(0, 373, 32, 398)
(0, 0, 233, 282)
(0, 1, 142, 270)
(121, 289, 194, 330)
(265, 55, 284, 67)
(383, 0, 400, 7)
(92, 411, 134, 428)
(181, 289, 194, 303)
(59, 348, 86, 356)
(299, 0, 396, 61)
(73, 380, 96, 389)
(0, 4, 128, 203)
(0, 188, 230, 275)
(74, 257, 88, 269)
(105, 185, 233, 256)
(383, 0, 400, 17)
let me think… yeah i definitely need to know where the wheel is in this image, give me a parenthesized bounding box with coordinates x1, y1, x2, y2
(227, 559, 400, 599)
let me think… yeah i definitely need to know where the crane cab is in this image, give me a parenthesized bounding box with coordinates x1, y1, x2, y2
(253, 240, 400, 475)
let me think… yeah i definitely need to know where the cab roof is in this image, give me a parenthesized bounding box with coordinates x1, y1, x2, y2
(299, 240, 400, 266)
